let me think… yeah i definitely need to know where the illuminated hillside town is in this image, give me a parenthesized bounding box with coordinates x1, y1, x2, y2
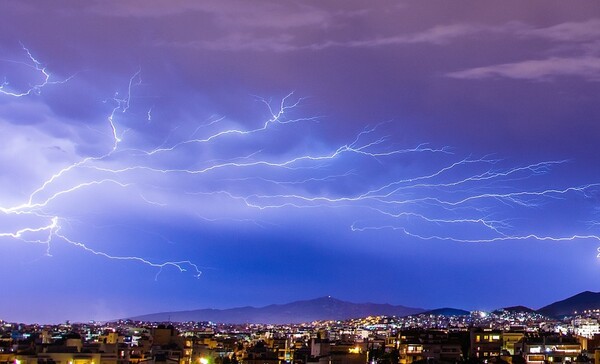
(3, 309, 600, 364)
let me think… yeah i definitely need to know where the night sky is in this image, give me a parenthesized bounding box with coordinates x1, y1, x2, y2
(1, 1, 600, 323)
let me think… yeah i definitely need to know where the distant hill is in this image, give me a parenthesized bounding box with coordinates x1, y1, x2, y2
(504, 305, 535, 312)
(537, 291, 600, 317)
(124, 290, 600, 324)
(494, 306, 536, 314)
(127, 297, 425, 324)
(420, 308, 470, 316)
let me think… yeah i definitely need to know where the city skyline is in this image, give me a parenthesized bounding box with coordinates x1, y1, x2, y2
(1, 1, 600, 324)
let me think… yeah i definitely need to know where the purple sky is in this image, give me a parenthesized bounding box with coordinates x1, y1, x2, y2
(1, 1, 600, 323)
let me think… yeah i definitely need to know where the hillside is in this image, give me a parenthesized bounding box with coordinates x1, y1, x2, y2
(537, 291, 600, 317)
(127, 296, 425, 324)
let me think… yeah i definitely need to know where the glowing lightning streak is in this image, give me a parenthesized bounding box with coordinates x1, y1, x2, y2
(25, 70, 142, 206)
(0, 217, 57, 240)
(0, 44, 73, 97)
(350, 224, 600, 243)
(2, 44, 600, 283)
(2, 59, 348, 279)
(0, 53, 203, 278)
(210, 158, 600, 246)
(144, 92, 320, 155)
(401, 183, 600, 208)
(55, 228, 202, 280)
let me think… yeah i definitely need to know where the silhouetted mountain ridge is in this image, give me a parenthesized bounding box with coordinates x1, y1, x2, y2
(504, 306, 535, 313)
(125, 291, 600, 324)
(537, 291, 600, 317)
(127, 296, 424, 324)
(492, 306, 535, 314)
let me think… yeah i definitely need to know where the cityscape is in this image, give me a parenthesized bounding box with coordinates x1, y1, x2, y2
(3, 292, 600, 364)
(2, 2, 600, 364)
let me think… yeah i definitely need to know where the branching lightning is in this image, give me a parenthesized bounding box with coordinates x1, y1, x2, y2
(0, 43, 73, 97)
(1, 45, 599, 282)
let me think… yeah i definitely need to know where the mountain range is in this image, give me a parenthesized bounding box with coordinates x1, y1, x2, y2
(125, 290, 600, 324)
(128, 296, 423, 324)
(537, 291, 600, 317)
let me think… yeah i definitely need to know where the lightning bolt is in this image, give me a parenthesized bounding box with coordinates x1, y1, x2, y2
(1, 45, 599, 285)
(0, 43, 73, 97)
(0, 49, 201, 278)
